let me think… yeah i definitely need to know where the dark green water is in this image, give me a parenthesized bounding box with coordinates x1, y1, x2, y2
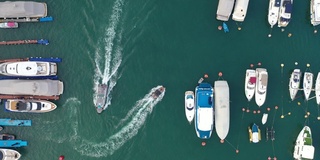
(1, 0, 320, 159)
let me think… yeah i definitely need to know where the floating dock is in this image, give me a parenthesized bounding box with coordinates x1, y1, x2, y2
(0, 118, 31, 126)
(0, 94, 60, 100)
(0, 140, 27, 148)
(0, 39, 49, 45)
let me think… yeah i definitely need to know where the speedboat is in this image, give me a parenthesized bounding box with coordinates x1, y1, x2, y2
(0, 61, 57, 77)
(303, 72, 313, 100)
(151, 86, 165, 99)
(315, 72, 320, 105)
(289, 69, 301, 101)
(195, 83, 214, 139)
(268, 0, 281, 28)
(0, 148, 21, 160)
(94, 84, 108, 113)
(293, 126, 315, 160)
(0, 134, 15, 140)
(232, 0, 250, 22)
(244, 69, 256, 101)
(5, 99, 57, 113)
(255, 68, 268, 107)
(278, 0, 293, 27)
(185, 91, 195, 124)
(249, 123, 261, 143)
(311, 0, 320, 26)
(0, 22, 18, 29)
(262, 113, 268, 125)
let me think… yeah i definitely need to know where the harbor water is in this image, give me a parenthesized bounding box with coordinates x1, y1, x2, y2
(1, 0, 320, 159)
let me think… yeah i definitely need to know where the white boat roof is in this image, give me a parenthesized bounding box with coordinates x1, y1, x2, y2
(232, 0, 249, 22)
(301, 145, 315, 159)
(0, 1, 47, 18)
(216, 0, 235, 21)
(5, 62, 41, 75)
(214, 80, 230, 140)
(197, 108, 213, 131)
(252, 132, 259, 143)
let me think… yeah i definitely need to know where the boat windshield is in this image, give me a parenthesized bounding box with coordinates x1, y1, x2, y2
(186, 95, 193, 99)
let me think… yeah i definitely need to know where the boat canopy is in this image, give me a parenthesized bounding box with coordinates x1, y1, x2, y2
(0, 1, 47, 18)
(301, 145, 315, 159)
(197, 108, 213, 131)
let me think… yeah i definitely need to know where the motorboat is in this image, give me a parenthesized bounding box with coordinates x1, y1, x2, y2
(5, 99, 57, 113)
(262, 113, 268, 125)
(232, 0, 250, 22)
(0, 148, 21, 160)
(195, 83, 214, 139)
(255, 68, 268, 107)
(278, 0, 293, 27)
(94, 84, 108, 113)
(311, 0, 320, 26)
(303, 72, 313, 100)
(0, 22, 18, 29)
(293, 126, 315, 160)
(289, 69, 301, 101)
(244, 69, 256, 101)
(268, 0, 281, 28)
(0, 61, 57, 77)
(0, 134, 15, 140)
(214, 80, 230, 141)
(249, 123, 261, 143)
(216, 0, 235, 21)
(185, 91, 195, 124)
(151, 86, 165, 99)
(315, 72, 320, 105)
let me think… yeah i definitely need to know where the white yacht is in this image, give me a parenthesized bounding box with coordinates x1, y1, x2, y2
(5, 99, 57, 113)
(293, 126, 315, 160)
(315, 72, 320, 105)
(185, 91, 195, 124)
(278, 0, 293, 27)
(216, 0, 235, 21)
(255, 68, 268, 107)
(303, 72, 313, 100)
(268, 0, 281, 28)
(0, 61, 57, 77)
(311, 0, 320, 26)
(0, 148, 21, 160)
(245, 69, 256, 101)
(232, 0, 250, 22)
(289, 69, 301, 101)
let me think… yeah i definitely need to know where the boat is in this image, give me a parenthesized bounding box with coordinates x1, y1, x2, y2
(311, 0, 320, 26)
(195, 83, 214, 139)
(0, 140, 27, 148)
(255, 68, 268, 107)
(216, 0, 235, 21)
(0, 119, 31, 127)
(289, 69, 301, 101)
(0, 134, 15, 140)
(185, 91, 195, 124)
(223, 22, 229, 33)
(278, 0, 293, 27)
(244, 69, 256, 101)
(315, 72, 320, 105)
(303, 72, 313, 100)
(94, 84, 108, 113)
(262, 113, 268, 125)
(0, 1, 47, 19)
(266, 127, 275, 141)
(232, 0, 250, 22)
(268, 0, 281, 28)
(0, 61, 57, 77)
(5, 99, 57, 113)
(249, 123, 261, 143)
(214, 80, 230, 141)
(0, 22, 18, 29)
(151, 86, 165, 99)
(0, 148, 21, 160)
(293, 126, 315, 160)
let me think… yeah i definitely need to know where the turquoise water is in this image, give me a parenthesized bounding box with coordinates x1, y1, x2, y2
(1, 0, 320, 159)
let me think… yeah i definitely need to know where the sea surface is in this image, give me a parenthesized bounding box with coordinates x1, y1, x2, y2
(0, 0, 320, 159)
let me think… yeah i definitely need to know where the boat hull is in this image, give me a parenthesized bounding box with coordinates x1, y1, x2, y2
(255, 68, 268, 107)
(94, 84, 108, 113)
(316, 72, 320, 105)
(262, 113, 268, 125)
(268, 0, 281, 27)
(245, 69, 256, 101)
(311, 0, 320, 26)
(185, 91, 195, 124)
(0, 148, 21, 160)
(216, 0, 235, 21)
(293, 126, 315, 160)
(5, 99, 57, 113)
(303, 72, 313, 100)
(0, 22, 18, 28)
(289, 69, 301, 101)
(278, 0, 293, 27)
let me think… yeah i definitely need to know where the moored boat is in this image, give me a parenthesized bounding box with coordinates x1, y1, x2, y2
(244, 69, 256, 101)
(5, 99, 57, 113)
(0, 148, 21, 160)
(195, 83, 214, 139)
(268, 0, 281, 28)
(249, 123, 261, 143)
(232, 0, 250, 22)
(255, 68, 268, 107)
(311, 0, 320, 26)
(0, 119, 31, 127)
(262, 113, 268, 125)
(293, 126, 315, 160)
(0, 134, 15, 140)
(303, 72, 313, 100)
(0, 61, 57, 77)
(278, 0, 293, 27)
(94, 84, 108, 113)
(216, 0, 235, 21)
(0, 22, 18, 29)
(315, 72, 320, 105)
(289, 69, 301, 101)
(185, 91, 195, 124)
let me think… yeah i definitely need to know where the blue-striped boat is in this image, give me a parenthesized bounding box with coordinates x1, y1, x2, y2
(0, 118, 31, 126)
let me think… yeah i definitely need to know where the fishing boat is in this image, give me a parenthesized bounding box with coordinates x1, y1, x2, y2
(185, 91, 195, 124)
(303, 72, 313, 100)
(5, 99, 57, 113)
(0, 148, 21, 160)
(0, 134, 15, 140)
(289, 69, 301, 101)
(232, 0, 250, 22)
(293, 126, 315, 160)
(268, 0, 281, 28)
(223, 22, 229, 33)
(0, 22, 18, 29)
(216, 0, 235, 21)
(214, 80, 230, 141)
(262, 113, 268, 125)
(0, 61, 57, 77)
(195, 83, 214, 139)
(316, 72, 320, 105)
(249, 123, 261, 143)
(94, 84, 108, 113)
(255, 68, 268, 107)
(244, 69, 256, 101)
(278, 0, 293, 27)
(311, 0, 320, 26)
(151, 86, 165, 100)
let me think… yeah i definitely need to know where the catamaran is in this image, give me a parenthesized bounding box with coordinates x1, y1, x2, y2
(293, 126, 315, 160)
(315, 72, 320, 105)
(303, 72, 313, 100)
(232, 0, 250, 22)
(268, 0, 281, 28)
(311, 0, 320, 26)
(255, 68, 268, 107)
(278, 0, 293, 27)
(289, 69, 301, 101)
(245, 69, 256, 101)
(185, 91, 195, 124)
